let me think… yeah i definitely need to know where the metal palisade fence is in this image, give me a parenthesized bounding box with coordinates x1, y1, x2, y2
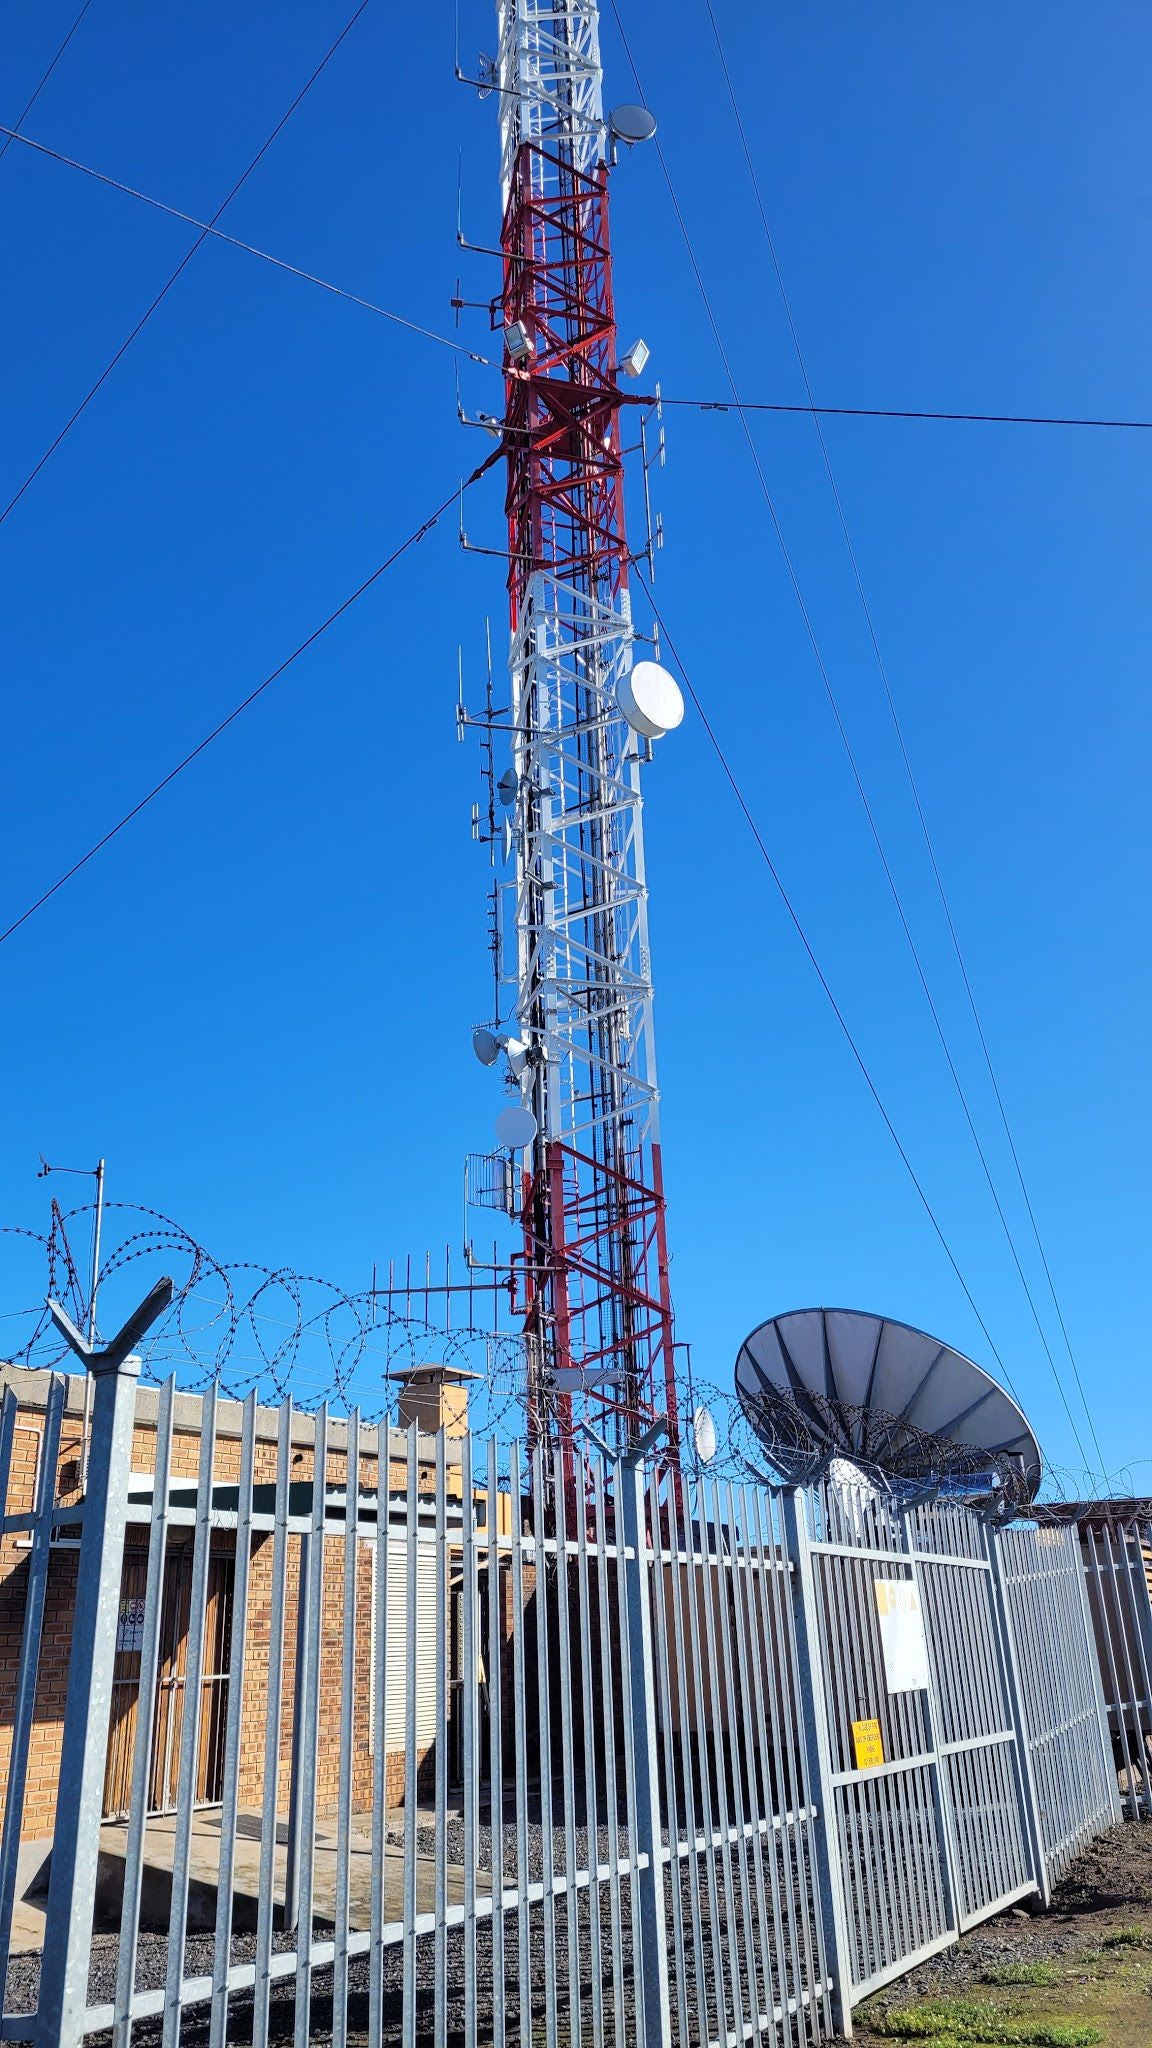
(0, 1358, 1123, 2048)
(1076, 1518, 1152, 1821)
(994, 1523, 1122, 1876)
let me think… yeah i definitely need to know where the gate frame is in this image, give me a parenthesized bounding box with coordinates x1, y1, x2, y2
(800, 1482, 1049, 2011)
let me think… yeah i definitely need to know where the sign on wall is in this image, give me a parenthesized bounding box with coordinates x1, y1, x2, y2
(874, 1578, 931, 1693)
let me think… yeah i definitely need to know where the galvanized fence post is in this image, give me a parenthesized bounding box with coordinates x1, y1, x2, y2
(282, 1528, 311, 1935)
(781, 1485, 854, 2040)
(619, 1444, 672, 2048)
(987, 1526, 1051, 1909)
(37, 1347, 141, 2048)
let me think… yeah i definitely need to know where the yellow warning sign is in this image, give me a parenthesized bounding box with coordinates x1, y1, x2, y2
(851, 1718, 885, 1770)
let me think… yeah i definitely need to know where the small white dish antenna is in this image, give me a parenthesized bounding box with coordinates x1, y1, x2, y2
(496, 768, 518, 808)
(693, 1405, 718, 1465)
(618, 659, 685, 740)
(504, 1036, 529, 1078)
(608, 104, 658, 146)
(494, 1103, 538, 1150)
(472, 1027, 501, 1066)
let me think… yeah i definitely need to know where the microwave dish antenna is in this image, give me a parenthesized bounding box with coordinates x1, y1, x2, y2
(494, 1103, 538, 1151)
(693, 1404, 718, 1465)
(608, 104, 657, 146)
(735, 1306, 1042, 1499)
(618, 659, 684, 740)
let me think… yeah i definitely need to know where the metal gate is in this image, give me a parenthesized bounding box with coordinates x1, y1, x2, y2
(995, 1522, 1120, 1878)
(801, 1479, 1035, 1998)
(1078, 1518, 1152, 1819)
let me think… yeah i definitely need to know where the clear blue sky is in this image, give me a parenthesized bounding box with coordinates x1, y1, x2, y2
(1, 1, 1148, 1485)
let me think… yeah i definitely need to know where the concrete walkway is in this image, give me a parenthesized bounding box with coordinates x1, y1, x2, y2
(11, 1809, 486, 1952)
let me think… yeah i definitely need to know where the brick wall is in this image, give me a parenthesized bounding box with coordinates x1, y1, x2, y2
(0, 1376, 87, 1842)
(0, 1368, 463, 1844)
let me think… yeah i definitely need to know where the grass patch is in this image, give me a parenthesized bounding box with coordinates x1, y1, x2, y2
(983, 1963, 1065, 1988)
(1103, 1925, 1152, 1949)
(867, 1996, 1103, 2044)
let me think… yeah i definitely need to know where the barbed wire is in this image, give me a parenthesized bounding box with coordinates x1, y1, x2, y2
(0, 1200, 530, 1430)
(687, 1375, 1035, 1507)
(0, 1199, 1132, 1503)
(686, 1374, 1131, 1513)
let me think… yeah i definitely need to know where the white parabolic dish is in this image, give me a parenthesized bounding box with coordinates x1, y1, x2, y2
(608, 103, 658, 145)
(734, 1306, 1042, 1497)
(494, 1103, 538, 1151)
(617, 659, 685, 740)
(693, 1405, 718, 1464)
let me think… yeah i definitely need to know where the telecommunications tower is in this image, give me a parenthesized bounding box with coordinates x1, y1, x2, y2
(465, 0, 685, 1457)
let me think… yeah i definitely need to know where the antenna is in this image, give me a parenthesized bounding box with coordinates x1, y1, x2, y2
(735, 1307, 1043, 1500)
(465, 0, 682, 1467)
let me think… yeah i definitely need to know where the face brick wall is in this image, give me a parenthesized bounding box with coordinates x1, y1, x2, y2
(0, 1382, 87, 1843)
(0, 1370, 456, 1844)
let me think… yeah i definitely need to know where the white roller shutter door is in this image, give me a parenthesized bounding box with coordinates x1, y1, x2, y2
(378, 1535, 439, 1748)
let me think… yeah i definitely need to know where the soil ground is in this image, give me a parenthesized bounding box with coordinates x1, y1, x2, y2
(855, 1824, 1152, 2047)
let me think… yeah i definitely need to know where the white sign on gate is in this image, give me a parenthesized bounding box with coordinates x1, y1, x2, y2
(874, 1578, 930, 1693)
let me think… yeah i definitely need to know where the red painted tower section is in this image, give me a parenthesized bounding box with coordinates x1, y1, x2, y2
(495, 128, 678, 1460)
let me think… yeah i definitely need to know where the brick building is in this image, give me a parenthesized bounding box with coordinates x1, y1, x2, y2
(0, 1363, 497, 1854)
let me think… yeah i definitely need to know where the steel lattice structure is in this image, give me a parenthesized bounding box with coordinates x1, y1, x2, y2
(491, 0, 678, 1456)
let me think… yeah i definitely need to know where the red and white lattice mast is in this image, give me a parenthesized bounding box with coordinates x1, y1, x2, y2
(471, 0, 683, 1458)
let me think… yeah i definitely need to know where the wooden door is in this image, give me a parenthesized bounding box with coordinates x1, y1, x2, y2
(195, 1554, 234, 1803)
(102, 1549, 150, 1819)
(102, 1545, 235, 1818)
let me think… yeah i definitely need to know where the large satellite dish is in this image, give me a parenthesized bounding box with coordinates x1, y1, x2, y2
(735, 1307, 1041, 1499)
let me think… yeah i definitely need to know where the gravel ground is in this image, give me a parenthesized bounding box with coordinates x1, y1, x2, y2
(2, 1804, 814, 2046)
(2, 1818, 644, 2047)
(2, 1906, 638, 2048)
(7, 1819, 1146, 2043)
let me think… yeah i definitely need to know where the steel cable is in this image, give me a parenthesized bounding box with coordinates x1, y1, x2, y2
(0, 123, 497, 371)
(0, 0, 375, 534)
(611, 0, 1100, 1476)
(4, 127, 1145, 428)
(696, 0, 1109, 1485)
(0, 454, 498, 950)
(0, 0, 95, 165)
(637, 568, 1031, 1409)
